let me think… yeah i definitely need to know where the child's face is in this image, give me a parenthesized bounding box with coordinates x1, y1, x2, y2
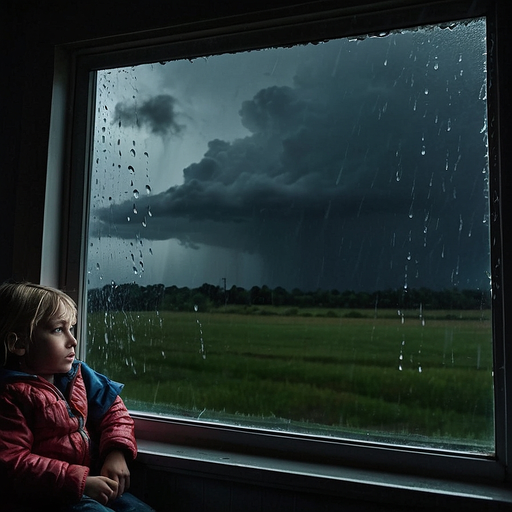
(21, 301, 77, 383)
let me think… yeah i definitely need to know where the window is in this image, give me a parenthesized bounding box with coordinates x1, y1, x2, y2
(66, 0, 508, 484)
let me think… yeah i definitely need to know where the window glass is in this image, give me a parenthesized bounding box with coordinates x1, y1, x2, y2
(85, 18, 493, 452)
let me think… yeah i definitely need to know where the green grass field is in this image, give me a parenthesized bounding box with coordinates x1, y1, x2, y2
(86, 306, 494, 452)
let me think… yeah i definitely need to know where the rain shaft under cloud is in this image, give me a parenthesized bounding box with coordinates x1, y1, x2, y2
(91, 20, 490, 292)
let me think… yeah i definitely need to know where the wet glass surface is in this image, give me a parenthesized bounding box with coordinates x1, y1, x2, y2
(85, 18, 493, 452)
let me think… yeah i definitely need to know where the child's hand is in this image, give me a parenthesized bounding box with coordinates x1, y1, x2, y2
(100, 450, 131, 499)
(84, 475, 119, 505)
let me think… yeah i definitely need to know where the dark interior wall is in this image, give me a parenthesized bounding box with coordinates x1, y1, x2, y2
(131, 463, 414, 512)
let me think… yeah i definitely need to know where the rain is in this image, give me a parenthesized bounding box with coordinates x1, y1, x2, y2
(87, 19, 490, 296)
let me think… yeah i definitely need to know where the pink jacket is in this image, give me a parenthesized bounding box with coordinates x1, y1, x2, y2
(0, 361, 137, 507)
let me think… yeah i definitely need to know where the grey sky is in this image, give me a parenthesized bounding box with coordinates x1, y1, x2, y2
(88, 19, 490, 293)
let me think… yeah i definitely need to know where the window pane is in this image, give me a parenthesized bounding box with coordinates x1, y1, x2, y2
(85, 18, 493, 452)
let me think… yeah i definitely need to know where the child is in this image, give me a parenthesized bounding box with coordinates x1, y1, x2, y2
(0, 282, 155, 511)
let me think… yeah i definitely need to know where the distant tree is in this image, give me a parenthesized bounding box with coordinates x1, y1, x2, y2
(271, 286, 289, 306)
(229, 285, 250, 305)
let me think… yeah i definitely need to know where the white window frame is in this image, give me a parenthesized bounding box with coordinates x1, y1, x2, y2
(54, 0, 512, 498)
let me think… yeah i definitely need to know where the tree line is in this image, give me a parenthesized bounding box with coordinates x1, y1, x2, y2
(87, 282, 491, 313)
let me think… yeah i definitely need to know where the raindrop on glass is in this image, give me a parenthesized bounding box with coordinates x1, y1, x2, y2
(479, 83, 487, 101)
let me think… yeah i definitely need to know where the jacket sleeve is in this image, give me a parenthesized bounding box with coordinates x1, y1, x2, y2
(97, 395, 137, 461)
(0, 391, 89, 504)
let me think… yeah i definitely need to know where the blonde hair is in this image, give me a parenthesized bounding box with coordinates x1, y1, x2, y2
(0, 282, 77, 367)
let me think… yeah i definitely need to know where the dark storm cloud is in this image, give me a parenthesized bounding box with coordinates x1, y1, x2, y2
(93, 22, 490, 291)
(113, 94, 184, 135)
